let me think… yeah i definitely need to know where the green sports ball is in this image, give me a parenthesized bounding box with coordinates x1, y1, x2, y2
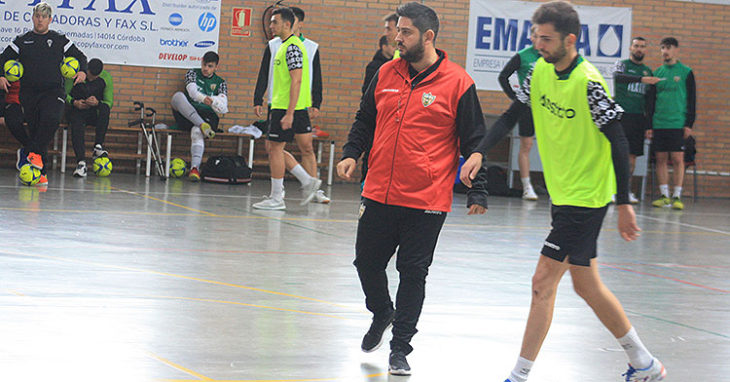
(93, 156, 113, 177)
(4, 60, 23, 82)
(169, 158, 188, 178)
(60, 56, 80, 79)
(18, 164, 41, 186)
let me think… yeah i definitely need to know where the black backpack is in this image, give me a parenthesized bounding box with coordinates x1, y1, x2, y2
(201, 155, 252, 184)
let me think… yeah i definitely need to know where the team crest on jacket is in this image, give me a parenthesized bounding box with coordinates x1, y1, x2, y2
(210, 83, 217, 91)
(421, 92, 435, 107)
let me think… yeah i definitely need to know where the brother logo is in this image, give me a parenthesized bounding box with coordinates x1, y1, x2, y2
(194, 41, 216, 48)
(160, 38, 189, 47)
(169, 13, 183, 26)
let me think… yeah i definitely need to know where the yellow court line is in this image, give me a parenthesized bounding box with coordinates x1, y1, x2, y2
(4, 250, 349, 309)
(5, 289, 25, 296)
(0, 206, 202, 217)
(152, 295, 348, 320)
(159, 373, 386, 382)
(112, 186, 219, 216)
(146, 351, 214, 381)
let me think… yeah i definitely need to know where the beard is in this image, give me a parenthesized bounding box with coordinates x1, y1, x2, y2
(400, 39, 425, 63)
(542, 43, 567, 64)
(631, 51, 644, 61)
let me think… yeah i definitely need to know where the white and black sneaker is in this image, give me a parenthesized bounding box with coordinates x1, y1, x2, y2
(92, 144, 108, 159)
(73, 161, 87, 178)
(388, 351, 411, 376)
(361, 310, 394, 353)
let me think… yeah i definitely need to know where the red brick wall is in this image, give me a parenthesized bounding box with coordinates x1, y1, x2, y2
(2, 0, 728, 197)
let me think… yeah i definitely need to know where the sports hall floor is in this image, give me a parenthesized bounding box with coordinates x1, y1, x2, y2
(1, 168, 728, 382)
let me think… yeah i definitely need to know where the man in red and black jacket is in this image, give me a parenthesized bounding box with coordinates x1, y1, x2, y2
(337, 2, 488, 376)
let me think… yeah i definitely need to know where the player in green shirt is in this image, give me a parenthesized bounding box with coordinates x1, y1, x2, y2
(647, 37, 696, 210)
(497, 27, 541, 200)
(170, 51, 228, 181)
(64, 58, 114, 177)
(613, 37, 661, 203)
(460, 2, 665, 381)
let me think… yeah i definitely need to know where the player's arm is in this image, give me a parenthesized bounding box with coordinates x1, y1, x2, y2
(101, 72, 113, 108)
(253, 46, 271, 108)
(62, 35, 87, 84)
(339, 70, 379, 180)
(184, 69, 206, 103)
(311, 49, 322, 110)
(498, 54, 521, 100)
(685, 70, 696, 129)
(455, 83, 488, 212)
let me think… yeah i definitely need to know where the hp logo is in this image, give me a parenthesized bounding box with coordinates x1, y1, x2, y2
(198, 12, 217, 32)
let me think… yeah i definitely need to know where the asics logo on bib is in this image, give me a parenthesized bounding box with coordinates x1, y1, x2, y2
(540, 94, 576, 119)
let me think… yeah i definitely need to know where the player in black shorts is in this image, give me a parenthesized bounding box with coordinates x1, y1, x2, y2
(612, 37, 661, 203)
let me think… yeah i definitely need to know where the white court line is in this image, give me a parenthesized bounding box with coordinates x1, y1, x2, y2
(636, 213, 730, 236)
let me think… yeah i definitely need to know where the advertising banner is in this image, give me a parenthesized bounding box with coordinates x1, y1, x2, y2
(0, 0, 222, 68)
(466, 0, 632, 92)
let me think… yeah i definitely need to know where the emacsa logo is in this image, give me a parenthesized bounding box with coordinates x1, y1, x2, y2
(169, 13, 183, 26)
(194, 41, 216, 48)
(160, 38, 189, 47)
(198, 12, 217, 32)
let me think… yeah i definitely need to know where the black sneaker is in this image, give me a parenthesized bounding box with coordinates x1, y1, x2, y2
(73, 161, 87, 178)
(361, 310, 394, 353)
(92, 144, 108, 159)
(388, 351, 411, 376)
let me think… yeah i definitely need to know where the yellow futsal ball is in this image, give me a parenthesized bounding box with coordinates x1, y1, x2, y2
(170, 158, 188, 178)
(18, 164, 41, 186)
(93, 156, 113, 177)
(4, 60, 23, 82)
(60, 57, 80, 79)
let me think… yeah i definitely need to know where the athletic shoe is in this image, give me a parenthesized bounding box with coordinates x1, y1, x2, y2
(73, 161, 88, 178)
(92, 144, 108, 159)
(300, 178, 322, 206)
(16, 148, 27, 170)
(27, 152, 43, 170)
(622, 358, 666, 382)
(314, 190, 330, 204)
(629, 192, 640, 204)
(189, 167, 201, 182)
(200, 122, 215, 138)
(671, 197, 684, 210)
(361, 310, 394, 352)
(37, 174, 48, 186)
(652, 196, 671, 208)
(523, 186, 538, 201)
(253, 197, 286, 210)
(388, 351, 411, 376)
(312, 126, 330, 138)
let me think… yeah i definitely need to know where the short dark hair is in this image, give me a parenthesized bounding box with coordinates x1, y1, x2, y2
(532, 1, 581, 39)
(396, 2, 439, 41)
(202, 51, 219, 65)
(383, 12, 398, 24)
(290, 6, 305, 22)
(378, 35, 389, 48)
(661, 37, 679, 47)
(272, 7, 295, 28)
(88, 58, 103, 76)
(633, 36, 646, 42)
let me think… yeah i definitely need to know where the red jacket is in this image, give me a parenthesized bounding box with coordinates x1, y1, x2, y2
(344, 50, 487, 212)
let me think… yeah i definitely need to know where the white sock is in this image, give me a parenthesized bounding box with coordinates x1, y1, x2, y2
(289, 164, 312, 187)
(521, 177, 532, 189)
(271, 178, 284, 200)
(673, 186, 682, 198)
(617, 327, 653, 369)
(659, 184, 669, 198)
(508, 356, 533, 382)
(190, 128, 205, 169)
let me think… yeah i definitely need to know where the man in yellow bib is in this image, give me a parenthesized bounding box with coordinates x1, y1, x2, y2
(461, 2, 665, 381)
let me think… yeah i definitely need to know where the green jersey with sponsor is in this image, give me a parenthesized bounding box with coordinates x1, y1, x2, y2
(614, 59, 652, 114)
(653, 60, 692, 130)
(185, 68, 226, 113)
(530, 57, 615, 208)
(271, 36, 311, 110)
(517, 46, 540, 86)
